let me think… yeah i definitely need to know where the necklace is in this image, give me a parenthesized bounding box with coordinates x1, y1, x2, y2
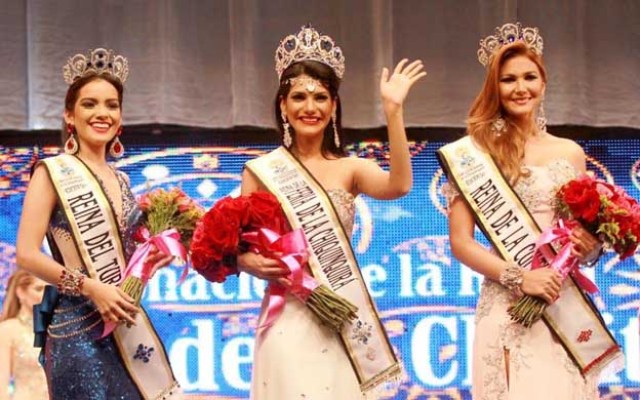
(17, 312, 32, 328)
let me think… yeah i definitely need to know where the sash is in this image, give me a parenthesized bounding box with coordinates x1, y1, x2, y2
(246, 147, 401, 392)
(42, 154, 182, 399)
(437, 137, 623, 377)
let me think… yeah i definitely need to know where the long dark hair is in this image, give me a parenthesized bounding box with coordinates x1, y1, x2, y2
(274, 60, 346, 158)
(62, 73, 125, 152)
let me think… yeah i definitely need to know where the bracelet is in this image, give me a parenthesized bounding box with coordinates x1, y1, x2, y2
(57, 269, 85, 296)
(499, 261, 524, 292)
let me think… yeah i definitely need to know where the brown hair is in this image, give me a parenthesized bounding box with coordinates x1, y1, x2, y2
(61, 72, 125, 151)
(0, 270, 35, 321)
(467, 41, 547, 182)
(275, 60, 346, 158)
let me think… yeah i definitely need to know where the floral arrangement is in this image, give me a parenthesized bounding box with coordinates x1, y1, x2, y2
(190, 191, 358, 331)
(509, 175, 640, 327)
(104, 188, 204, 336)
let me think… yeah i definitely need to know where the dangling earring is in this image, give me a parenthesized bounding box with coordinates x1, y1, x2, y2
(536, 102, 547, 133)
(64, 123, 79, 154)
(109, 126, 124, 158)
(281, 112, 292, 148)
(491, 116, 507, 137)
(332, 110, 340, 148)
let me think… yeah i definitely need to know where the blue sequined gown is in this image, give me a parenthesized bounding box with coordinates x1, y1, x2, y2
(43, 168, 144, 399)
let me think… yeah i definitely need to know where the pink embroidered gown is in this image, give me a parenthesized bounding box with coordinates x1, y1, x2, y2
(250, 189, 367, 400)
(447, 159, 600, 400)
(9, 319, 48, 399)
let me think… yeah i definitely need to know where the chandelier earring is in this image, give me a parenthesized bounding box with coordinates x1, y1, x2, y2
(332, 110, 340, 148)
(64, 123, 79, 154)
(491, 116, 507, 137)
(109, 126, 124, 158)
(281, 112, 292, 148)
(536, 102, 547, 133)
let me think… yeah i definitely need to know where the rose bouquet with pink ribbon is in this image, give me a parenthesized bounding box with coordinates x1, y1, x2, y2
(190, 191, 357, 331)
(509, 175, 640, 327)
(103, 187, 204, 337)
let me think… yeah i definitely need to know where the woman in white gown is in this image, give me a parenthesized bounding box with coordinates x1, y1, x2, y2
(238, 25, 425, 399)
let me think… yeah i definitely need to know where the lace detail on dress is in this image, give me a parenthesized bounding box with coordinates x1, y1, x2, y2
(327, 189, 356, 237)
(513, 159, 578, 213)
(472, 159, 598, 399)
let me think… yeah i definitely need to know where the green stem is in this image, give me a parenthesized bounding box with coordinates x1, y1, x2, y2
(305, 285, 358, 332)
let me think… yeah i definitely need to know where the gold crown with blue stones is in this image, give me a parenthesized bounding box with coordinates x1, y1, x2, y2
(477, 22, 544, 67)
(275, 25, 345, 79)
(63, 48, 129, 85)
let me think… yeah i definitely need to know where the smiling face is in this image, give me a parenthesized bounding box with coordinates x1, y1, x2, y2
(280, 74, 336, 141)
(64, 78, 122, 150)
(498, 55, 546, 122)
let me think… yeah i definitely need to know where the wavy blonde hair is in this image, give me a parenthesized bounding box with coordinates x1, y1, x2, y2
(467, 41, 547, 182)
(0, 270, 35, 322)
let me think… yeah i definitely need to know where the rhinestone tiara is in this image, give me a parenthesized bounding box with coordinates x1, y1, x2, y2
(477, 22, 543, 67)
(275, 25, 345, 80)
(62, 48, 129, 85)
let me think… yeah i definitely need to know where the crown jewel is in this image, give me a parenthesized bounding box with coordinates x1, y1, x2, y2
(63, 48, 129, 85)
(477, 22, 543, 67)
(275, 25, 345, 79)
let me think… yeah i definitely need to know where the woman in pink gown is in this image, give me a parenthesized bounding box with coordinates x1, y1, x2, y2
(445, 23, 604, 399)
(0, 270, 48, 400)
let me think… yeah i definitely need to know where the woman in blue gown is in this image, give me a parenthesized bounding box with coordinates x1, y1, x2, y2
(16, 48, 182, 399)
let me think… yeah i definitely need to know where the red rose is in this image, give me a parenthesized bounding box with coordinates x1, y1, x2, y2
(560, 178, 601, 223)
(190, 196, 251, 283)
(247, 191, 289, 233)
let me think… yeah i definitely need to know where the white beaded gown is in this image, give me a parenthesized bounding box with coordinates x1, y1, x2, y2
(250, 189, 366, 400)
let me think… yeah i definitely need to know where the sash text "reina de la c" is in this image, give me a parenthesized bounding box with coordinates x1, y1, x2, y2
(469, 179, 536, 267)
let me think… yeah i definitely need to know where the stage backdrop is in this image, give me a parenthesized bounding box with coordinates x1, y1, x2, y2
(1, 0, 639, 130)
(0, 140, 639, 399)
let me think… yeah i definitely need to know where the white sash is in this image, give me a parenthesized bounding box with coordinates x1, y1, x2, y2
(437, 137, 623, 377)
(246, 147, 401, 392)
(42, 154, 182, 399)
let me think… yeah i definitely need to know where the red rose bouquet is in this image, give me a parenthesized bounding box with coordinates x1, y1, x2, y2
(191, 191, 358, 331)
(509, 175, 640, 327)
(104, 188, 204, 336)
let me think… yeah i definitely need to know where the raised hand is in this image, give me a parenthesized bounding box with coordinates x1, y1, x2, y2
(379, 59, 427, 113)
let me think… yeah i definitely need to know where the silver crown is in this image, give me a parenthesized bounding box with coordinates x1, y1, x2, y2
(63, 48, 129, 85)
(477, 22, 543, 67)
(275, 25, 345, 79)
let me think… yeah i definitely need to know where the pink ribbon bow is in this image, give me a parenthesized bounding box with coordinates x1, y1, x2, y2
(241, 227, 315, 330)
(532, 219, 599, 295)
(101, 227, 189, 337)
